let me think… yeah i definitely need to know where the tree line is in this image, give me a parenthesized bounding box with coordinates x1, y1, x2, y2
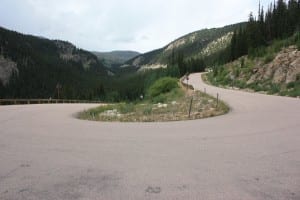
(168, 49, 206, 77)
(230, 0, 300, 60)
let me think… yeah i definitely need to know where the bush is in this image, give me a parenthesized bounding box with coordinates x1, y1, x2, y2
(287, 82, 295, 89)
(152, 94, 167, 103)
(287, 88, 300, 97)
(248, 46, 267, 58)
(248, 82, 263, 91)
(147, 77, 179, 98)
(264, 53, 275, 64)
(268, 84, 280, 94)
(117, 103, 135, 114)
(235, 80, 247, 89)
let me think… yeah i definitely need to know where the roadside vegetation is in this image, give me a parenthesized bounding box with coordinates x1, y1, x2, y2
(78, 77, 229, 122)
(205, 34, 300, 97)
(2, 1, 299, 103)
(205, 0, 300, 97)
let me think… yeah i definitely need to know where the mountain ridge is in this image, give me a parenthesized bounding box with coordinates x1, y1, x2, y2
(93, 50, 140, 68)
(125, 22, 246, 71)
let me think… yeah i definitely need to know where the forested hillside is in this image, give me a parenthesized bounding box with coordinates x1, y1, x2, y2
(93, 51, 140, 68)
(0, 27, 180, 101)
(0, 27, 108, 99)
(230, 0, 300, 60)
(125, 23, 246, 73)
(1, 0, 299, 101)
(207, 0, 300, 97)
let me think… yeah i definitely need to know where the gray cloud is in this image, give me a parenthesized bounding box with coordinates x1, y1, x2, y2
(0, 0, 273, 53)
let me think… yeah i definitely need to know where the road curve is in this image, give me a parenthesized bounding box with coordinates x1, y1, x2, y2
(0, 73, 299, 200)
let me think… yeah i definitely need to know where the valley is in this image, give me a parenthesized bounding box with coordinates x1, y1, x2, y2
(1, 0, 300, 199)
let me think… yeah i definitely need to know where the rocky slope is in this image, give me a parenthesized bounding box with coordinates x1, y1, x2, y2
(207, 45, 300, 97)
(54, 40, 99, 70)
(248, 46, 300, 84)
(0, 55, 18, 86)
(125, 23, 245, 71)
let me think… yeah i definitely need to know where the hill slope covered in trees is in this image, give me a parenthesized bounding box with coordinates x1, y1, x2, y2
(230, 0, 300, 61)
(207, 0, 300, 97)
(124, 23, 246, 72)
(93, 51, 140, 68)
(1, 0, 299, 101)
(0, 27, 109, 99)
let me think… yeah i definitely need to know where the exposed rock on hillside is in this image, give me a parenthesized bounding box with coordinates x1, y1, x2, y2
(248, 46, 300, 84)
(200, 32, 233, 57)
(0, 55, 18, 86)
(125, 23, 245, 72)
(132, 56, 144, 67)
(54, 40, 97, 69)
(137, 64, 168, 72)
(165, 37, 188, 52)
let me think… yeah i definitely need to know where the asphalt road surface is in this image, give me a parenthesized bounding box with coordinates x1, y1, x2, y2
(0, 73, 299, 200)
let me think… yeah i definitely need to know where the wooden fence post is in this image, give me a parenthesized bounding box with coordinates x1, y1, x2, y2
(216, 93, 219, 108)
(188, 97, 193, 118)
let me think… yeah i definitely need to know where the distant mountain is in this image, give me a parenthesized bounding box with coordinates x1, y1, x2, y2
(125, 23, 246, 71)
(0, 26, 107, 99)
(93, 51, 140, 67)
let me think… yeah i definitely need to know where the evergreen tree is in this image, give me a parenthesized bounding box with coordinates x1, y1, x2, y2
(229, 0, 300, 60)
(230, 30, 237, 60)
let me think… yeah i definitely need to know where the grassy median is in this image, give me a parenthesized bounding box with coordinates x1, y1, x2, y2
(78, 77, 229, 122)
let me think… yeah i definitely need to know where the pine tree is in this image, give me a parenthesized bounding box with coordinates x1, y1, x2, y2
(229, 0, 300, 61)
(230, 30, 237, 60)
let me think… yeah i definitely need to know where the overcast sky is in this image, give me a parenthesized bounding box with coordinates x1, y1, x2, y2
(1, 0, 273, 53)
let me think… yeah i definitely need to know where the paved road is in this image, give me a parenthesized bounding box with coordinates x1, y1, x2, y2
(0, 73, 299, 200)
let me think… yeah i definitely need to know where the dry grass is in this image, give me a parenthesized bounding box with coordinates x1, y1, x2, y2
(78, 87, 229, 122)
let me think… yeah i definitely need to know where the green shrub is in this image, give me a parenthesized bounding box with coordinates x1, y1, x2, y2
(287, 88, 300, 97)
(117, 103, 135, 114)
(286, 81, 300, 97)
(268, 84, 280, 94)
(234, 68, 240, 77)
(248, 82, 263, 92)
(147, 77, 179, 98)
(152, 94, 167, 103)
(249, 46, 267, 58)
(91, 105, 114, 114)
(220, 77, 231, 85)
(272, 40, 284, 52)
(143, 106, 152, 115)
(264, 53, 275, 64)
(287, 82, 295, 89)
(235, 80, 247, 89)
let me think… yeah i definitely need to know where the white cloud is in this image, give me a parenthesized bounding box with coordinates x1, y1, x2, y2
(0, 0, 274, 53)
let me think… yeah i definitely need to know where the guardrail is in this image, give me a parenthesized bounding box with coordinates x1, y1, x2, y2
(0, 99, 103, 105)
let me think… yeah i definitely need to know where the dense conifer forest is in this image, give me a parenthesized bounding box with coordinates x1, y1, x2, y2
(1, 0, 299, 101)
(230, 0, 300, 60)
